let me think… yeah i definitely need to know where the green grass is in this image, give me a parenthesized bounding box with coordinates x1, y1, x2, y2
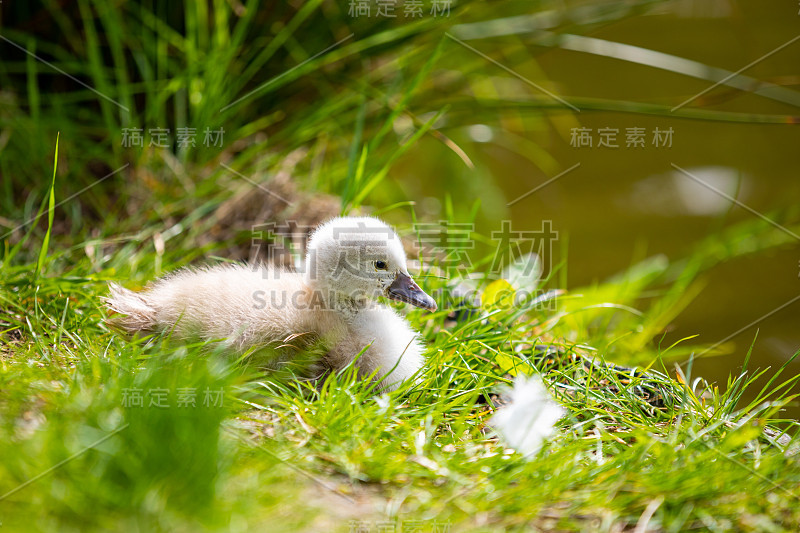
(3, 1, 800, 531)
(2, 147, 800, 530)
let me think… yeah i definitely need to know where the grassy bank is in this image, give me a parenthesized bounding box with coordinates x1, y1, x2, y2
(3, 1, 800, 531)
(2, 143, 799, 529)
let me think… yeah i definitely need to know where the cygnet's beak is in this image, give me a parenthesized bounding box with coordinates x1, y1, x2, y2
(386, 272, 437, 312)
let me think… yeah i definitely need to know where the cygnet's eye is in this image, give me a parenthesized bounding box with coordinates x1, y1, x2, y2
(375, 260, 388, 270)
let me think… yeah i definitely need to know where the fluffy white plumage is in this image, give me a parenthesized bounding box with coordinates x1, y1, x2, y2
(489, 374, 564, 458)
(104, 216, 436, 391)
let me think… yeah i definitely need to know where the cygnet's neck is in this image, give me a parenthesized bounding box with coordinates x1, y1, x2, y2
(332, 292, 368, 320)
(305, 276, 369, 321)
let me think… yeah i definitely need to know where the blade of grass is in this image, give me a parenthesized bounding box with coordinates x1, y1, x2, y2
(34, 134, 59, 281)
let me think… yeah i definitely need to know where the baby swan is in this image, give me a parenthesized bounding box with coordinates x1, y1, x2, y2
(105, 216, 437, 390)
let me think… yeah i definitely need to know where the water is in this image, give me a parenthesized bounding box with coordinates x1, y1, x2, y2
(400, 2, 800, 413)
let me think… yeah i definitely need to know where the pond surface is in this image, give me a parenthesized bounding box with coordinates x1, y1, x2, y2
(400, 2, 800, 414)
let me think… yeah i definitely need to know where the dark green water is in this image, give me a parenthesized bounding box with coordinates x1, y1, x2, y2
(399, 3, 800, 413)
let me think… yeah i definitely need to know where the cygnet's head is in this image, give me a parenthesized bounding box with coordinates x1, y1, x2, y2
(305, 216, 436, 311)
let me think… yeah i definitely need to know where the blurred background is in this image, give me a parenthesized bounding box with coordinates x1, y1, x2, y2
(1, 0, 799, 411)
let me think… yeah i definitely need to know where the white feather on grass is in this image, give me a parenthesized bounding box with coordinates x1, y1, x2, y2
(489, 374, 565, 458)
